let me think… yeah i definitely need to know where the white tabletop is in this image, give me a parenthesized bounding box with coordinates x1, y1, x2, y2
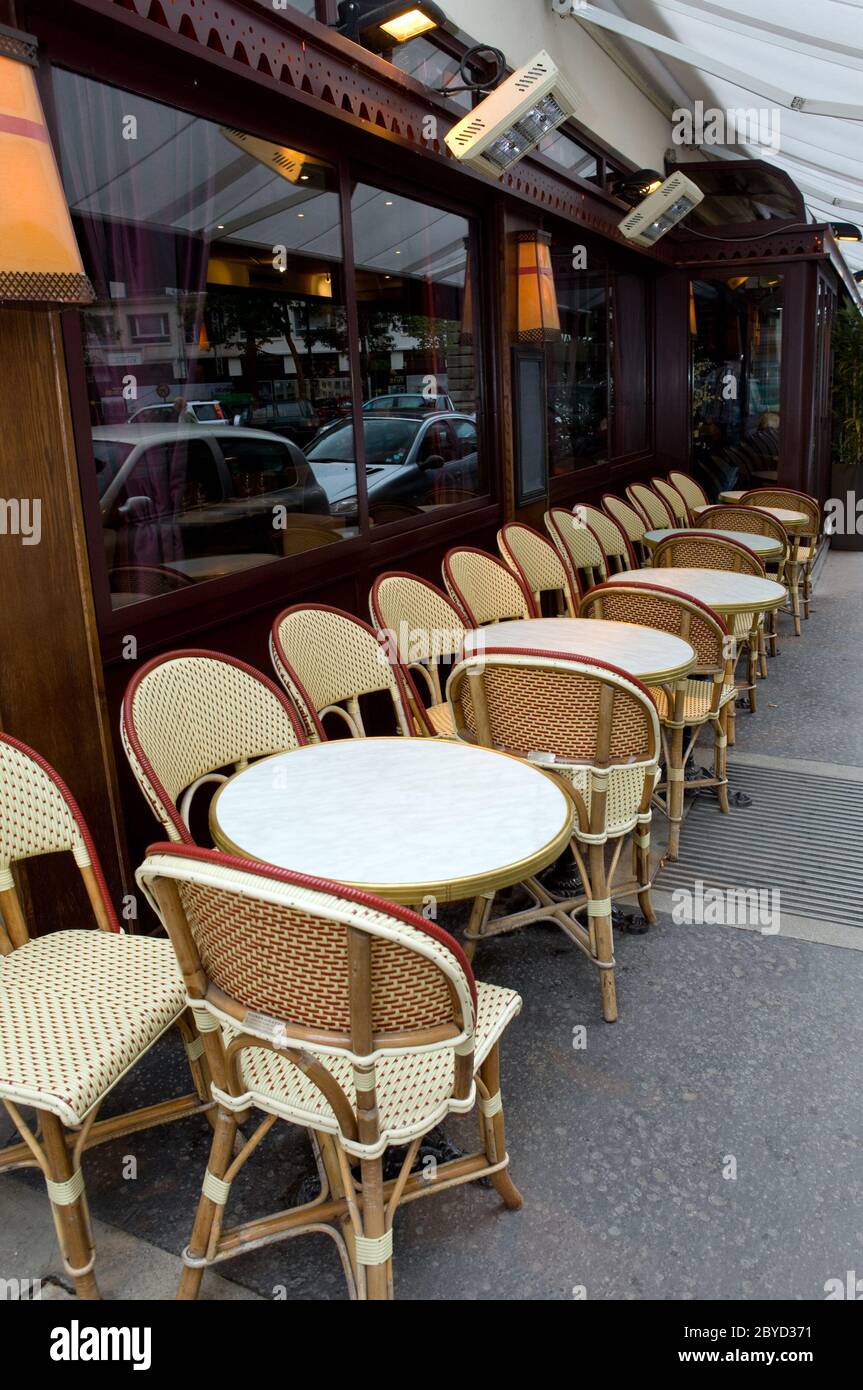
(716, 494, 807, 528)
(605, 567, 786, 614)
(644, 527, 783, 559)
(210, 737, 573, 904)
(466, 617, 694, 683)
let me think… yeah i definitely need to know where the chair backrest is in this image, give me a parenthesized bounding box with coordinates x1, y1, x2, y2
(651, 532, 764, 576)
(369, 572, 467, 715)
(0, 733, 119, 949)
(545, 508, 607, 597)
(574, 504, 637, 573)
(122, 650, 306, 844)
(447, 649, 659, 838)
(270, 603, 413, 741)
(652, 477, 690, 525)
(697, 505, 789, 553)
(578, 581, 730, 676)
(442, 547, 537, 626)
(668, 471, 709, 511)
(626, 482, 675, 529)
(601, 493, 648, 560)
(497, 523, 575, 615)
(109, 565, 194, 597)
(137, 845, 479, 1140)
(739, 488, 820, 540)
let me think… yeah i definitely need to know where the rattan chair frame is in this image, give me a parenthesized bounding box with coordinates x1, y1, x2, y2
(626, 482, 676, 530)
(652, 477, 691, 525)
(270, 603, 416, 741)
(496, 522, 577, 616)
(667, 471, 710, 513)
(696, 505, 793, 659)
(601, 493, 650, 564)
(446, 649, 661, 1023)
(368, 571, 468, 737)
(544, 508, 608, 599)
(579, 583, 735, 858)
(573, 504, 638, 574)
(122, 649, 307, 844)
(138, 844, 523, 1302)
(442, 547, 538, 626)
(0, 733, 212, 1299)
(739, 487, 821, 631)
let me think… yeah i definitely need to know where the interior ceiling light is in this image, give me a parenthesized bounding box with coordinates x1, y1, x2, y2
(831, 223, 862, 243)
(445, 50, 578, 179)
(220, 128, 328, 186)
(618, 171, 704, 246)
(0, 24, 93, 304)
(336, 1, 452, 51)
(612, 168, 664, 204)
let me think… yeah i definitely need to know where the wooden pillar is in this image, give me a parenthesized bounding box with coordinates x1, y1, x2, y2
(0, 308, 129, 931)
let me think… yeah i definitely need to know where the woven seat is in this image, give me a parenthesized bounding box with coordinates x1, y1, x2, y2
(443, 547, 536, 625)
(497, 522, 576, 615)
(425, 701, 455, 736)
(138, 846, 523, 1301)
(649, 678, 736, 723)
(0, 733, 210, 1300)
(369, 571, 467, 737)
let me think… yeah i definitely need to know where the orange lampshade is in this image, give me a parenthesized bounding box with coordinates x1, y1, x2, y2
(515, 231, 560, 342)
(0, 31, 93, 305)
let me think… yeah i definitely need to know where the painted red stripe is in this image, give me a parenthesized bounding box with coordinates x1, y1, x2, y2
(0, 112, 49, 142)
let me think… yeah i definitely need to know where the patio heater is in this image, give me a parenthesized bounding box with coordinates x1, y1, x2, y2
(0, 24, 93, 304)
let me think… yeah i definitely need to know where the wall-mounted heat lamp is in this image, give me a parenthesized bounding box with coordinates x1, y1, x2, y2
(0, 24, 93, 305)
(514, 230, 561, 342)
(336, 1, 451, 51)
(831, 223, 862, 243)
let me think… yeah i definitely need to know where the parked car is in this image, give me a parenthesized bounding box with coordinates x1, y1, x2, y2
(233, 399, 323, 449)
(93, 424, 329, 572)
(362, 391, 456, 415)
(305, 413, 479, 518)
(128, 399, 226, 424)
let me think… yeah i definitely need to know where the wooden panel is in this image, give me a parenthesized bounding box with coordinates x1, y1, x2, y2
(0, 309, 128, 934)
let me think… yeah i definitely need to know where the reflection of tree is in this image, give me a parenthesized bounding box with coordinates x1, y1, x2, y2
(398, 314, 459, 356)
(204, 288, 347, 400)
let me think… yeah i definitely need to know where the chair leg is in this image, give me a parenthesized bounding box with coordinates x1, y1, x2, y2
(634, 830, 656, 923)
(789, 565, 802, 636)
(714, 711, 730, 814)
(758, 626, 768, 679)
(666, 723, 685, 860)
(41, 1112, 99, 1299)
(463, 892, 494, 963)
(175, 1010, 213, 1110)
(177, 1106, 238, 1300)
(747, 642, 758, 713)
(478, 1042, 523, 1210)
(357, 1157, 391, 1301)
(588, 843, 617, 1023)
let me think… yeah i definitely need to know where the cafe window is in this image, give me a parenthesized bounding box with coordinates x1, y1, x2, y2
(53, 69, 355, 609)
(546, 240, 610, 475)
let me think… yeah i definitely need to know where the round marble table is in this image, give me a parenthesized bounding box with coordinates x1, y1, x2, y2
(643, 527, 783, 562)
(605, 566, 786, 616)
(465, 617, 695, 684)
(713, 493, 807, 531)
(209, 736, 573, 906)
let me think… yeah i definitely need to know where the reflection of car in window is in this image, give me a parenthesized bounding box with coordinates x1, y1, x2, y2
(128, 400, 225, 424)
(235, 399, 323, 449)
(305, 413, 479, 519)
(362, 392, 455, 415)
(94, 424, 329, 573)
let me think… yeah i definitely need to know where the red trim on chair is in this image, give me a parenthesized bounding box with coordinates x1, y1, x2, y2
(0, 732, 121, 932)
(442, 547, 539, 627)
(122, 650, 307, 845)
(143, 841, 479, 1010)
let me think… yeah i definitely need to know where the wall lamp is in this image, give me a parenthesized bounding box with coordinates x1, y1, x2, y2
(336, 1, 452, 51)
(831, 223, 862, 243)
(0, 24, 92, 305)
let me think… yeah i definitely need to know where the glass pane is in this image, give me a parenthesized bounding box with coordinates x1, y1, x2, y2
(53, 68, 355, 609)
(546, 241, 609, 474)
(690, 275, 783, 493)
(349, 183, 484, 523)
(389, 38, 472, 109)
(537, 130, 599, 183)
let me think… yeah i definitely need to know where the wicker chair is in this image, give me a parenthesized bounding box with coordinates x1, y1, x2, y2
(739, 487, 821, 630)
(544, 508, 607, 599)
(497, 522, 577, 616)
(442, 547, 537, 626)
(668, 471, 710, 515)
(650, 533, 765, 713)
(138, 844, 523, 1301)
(122, 650, 306, 843)
(447, 649, 660, 1023)
(573, 504, 638, 574)
(270, 603, 416, 740)
(626, 482, 675, 530)
(652, 477, 691, 525)
(369, 571, 467, 737)
(579, 583, 736, 858)
(0, 734, 210, 1299)
(602, 493, 650, 564)
(697, 505, 792, 659)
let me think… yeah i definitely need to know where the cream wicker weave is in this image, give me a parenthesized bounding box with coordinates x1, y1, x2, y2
(652, 477, 691, 525)
(602, 493, 650, 564)
(696, 505, 793, 657)
(0, 733, 211, 1299)
(650, 533, 765, 714)
(137, 845, 523, 1302)
(544, 507, 607, 598)
(270, 603, 415, 740)
(626, 482, 675, 530)
(442, 547, 537, 626)
(667, 471, 710, 513)
(447, 649, 661, 1023)
(369, 571, 468, 737)
(573, 504, 638, 574)
(740, 488, 821, 632)
(497, 522, 577, 616)
(579, 583, 736, 859)
(121, 649, 306, 843)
